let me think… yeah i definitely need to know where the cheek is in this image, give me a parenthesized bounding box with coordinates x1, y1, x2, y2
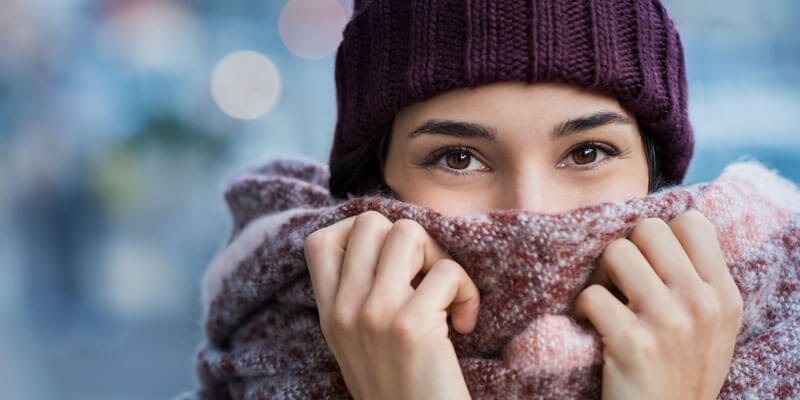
(393, 185, 497, 217)
(540, 157, 649, 213)
(578, 181, 647, 206)
(569, 164, 650, 206)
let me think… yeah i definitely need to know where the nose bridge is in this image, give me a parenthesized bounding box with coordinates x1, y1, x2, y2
(506, 165, 545, 212)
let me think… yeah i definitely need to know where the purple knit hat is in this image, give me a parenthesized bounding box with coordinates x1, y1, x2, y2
(329, 0, 694, 185)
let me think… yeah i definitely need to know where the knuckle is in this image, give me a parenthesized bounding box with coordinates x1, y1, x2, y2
(574, 284, 605, 316)
(304, 228, 336, 255)
(431, 258, 462, 277)
(635, 336, 658, 359)
(687, 291, 722, 325)
(684, 208, 710, 224)
(662, 311, 694, 340)
(601, 238, 636, 261)
(355, 210, 390, 229)
(390, 311, 421, 345)
(577, 284, 604, 304)
(329, 308, 355, 335)
(359, 301, 387, 333)
(631, 217, 670, 240)
(622, 329, 658, 359)
(391, 218, 425, 237)
(303, 229, 324, 251)
(678, 209, 716, 234)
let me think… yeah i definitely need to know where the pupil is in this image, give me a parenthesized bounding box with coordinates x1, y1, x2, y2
(574, 147, 596, 164)
(447, 152, 470, 169)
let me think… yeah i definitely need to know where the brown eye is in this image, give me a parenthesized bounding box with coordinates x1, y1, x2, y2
(559, 142, 620, 169)
(424, 146, 489, 175)
(445, 151, 471, 169)
(571, 147, 597, 165)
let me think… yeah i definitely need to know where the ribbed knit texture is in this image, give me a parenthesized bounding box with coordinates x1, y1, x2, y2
(175, 157, 800, 399)
(330, 0, 694, 185)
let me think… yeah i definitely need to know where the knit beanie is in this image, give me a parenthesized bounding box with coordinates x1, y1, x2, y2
(329, 0, 694, 185)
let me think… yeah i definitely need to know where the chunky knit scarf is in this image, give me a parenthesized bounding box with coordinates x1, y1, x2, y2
(177, 157, 800, 400)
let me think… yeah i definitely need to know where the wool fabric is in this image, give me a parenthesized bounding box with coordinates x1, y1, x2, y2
(175, 157, 800, 399)
(330, 0, 694, 186)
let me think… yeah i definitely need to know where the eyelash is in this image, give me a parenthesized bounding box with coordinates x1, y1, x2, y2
(418, 142, 622, 176)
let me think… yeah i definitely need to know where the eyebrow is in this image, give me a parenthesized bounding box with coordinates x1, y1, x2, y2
(407, 111, 632, 140)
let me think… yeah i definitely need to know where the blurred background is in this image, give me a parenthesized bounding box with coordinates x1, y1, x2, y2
(0, 0, 797, 399)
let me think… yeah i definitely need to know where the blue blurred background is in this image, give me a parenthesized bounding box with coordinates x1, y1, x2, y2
(0, 0, 797, 399)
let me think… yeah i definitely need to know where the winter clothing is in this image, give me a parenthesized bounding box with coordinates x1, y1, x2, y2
(176, 157, 800, 399)
(330, 0, 695, 185)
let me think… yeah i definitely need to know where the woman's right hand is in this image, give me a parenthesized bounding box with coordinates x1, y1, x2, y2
(303, 211, 480, 400)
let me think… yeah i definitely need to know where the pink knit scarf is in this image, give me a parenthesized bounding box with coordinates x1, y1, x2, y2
(178, 157, 800, 399)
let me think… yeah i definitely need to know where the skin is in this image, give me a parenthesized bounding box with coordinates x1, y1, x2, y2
(383, 81, 649, 215)
(304, 81, 744, 399)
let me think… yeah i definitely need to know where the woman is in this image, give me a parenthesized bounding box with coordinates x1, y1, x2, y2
(303, 0, 743, 399)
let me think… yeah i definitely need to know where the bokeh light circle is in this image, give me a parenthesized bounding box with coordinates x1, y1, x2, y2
(210, 50, 281, 120)
(279, 0, 348, 60)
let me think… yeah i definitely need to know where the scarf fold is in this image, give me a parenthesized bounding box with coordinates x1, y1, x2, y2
(177, 157, 800, 400)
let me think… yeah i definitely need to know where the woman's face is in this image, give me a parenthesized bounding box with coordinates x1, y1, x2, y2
(383, 81, 650, 217)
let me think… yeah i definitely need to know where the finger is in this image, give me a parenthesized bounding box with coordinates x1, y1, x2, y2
(335, 211, 393, 308)
(586, 262, 628, 304)
(573, 284, 639, 339)
(370, 219, 451, 306)
(668, 210, 731, 286)
(669, 210, 743, 315)
(303, 215, 357, 316)
(400, 258, 480, 334)
(594, 238, 670, 312)
(628, 217, 701, 287)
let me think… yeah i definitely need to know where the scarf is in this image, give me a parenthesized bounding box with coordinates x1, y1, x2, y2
(175, 157, 800, 399)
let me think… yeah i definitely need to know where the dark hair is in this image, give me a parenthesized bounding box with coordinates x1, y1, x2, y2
(330, 118, 670, 200)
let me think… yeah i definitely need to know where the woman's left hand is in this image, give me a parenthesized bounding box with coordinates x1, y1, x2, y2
(573, 209, 744, 400)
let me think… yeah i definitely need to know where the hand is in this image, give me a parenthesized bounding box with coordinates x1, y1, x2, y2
(573, 210, 744, 400)
(303, 211, 480, 400)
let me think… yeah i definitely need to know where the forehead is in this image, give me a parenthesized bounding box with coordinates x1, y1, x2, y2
(393, 81, 632, 134)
